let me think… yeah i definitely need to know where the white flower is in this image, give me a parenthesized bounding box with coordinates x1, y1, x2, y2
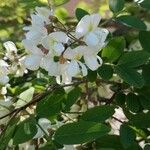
(63, 47, 87, 77)
(0, 60, 9, 85)
(134, 0, 144, 4)
(40, 54, 60, 76)
(56, 62, 73, 84)
(23, 7, 53, 45)
(35, 7, 54, 24)
(42, 32, 69, 56)
(22, 39, 44, 70)
(76, 14, 109, 48)
(34, 118, 51, 139)
(3, 41, 17, 60)
(64, 46, 102, 71)
(25, 26, 48, 45)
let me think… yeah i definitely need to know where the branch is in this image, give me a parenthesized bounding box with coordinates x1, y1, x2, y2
(0, 81, 86, 120)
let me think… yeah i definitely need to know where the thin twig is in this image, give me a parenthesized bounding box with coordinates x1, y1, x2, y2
(0, 81, 86, 120)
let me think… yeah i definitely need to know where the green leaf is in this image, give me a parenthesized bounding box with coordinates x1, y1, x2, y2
(139, 31, 150, 52)
(102, 37, 125, 63)
(120, 124, 136, 149)
(139, 95, 150, 110)
(129, 112, 150, 128)
(15, 87, 35, 108)
(36, 89, 65, 118)
(54, 121, 110, 144)
(64, 87, 81, 111)
(0, 123, 17, 150)
(144, 144, 150, 150)
(80, 106, 115, 122)
(109, 0, 125, 13)
(142, 64, 150, 86)
(98, 64, 113, 80)
(95, 135, 124, 150)
(75, 8, 89, 21)
(87, 70, 97, 82)
(115, 65, 144, 88)
(115, 93, 126, 106)
(118, 51, 150, 68)
(140, 0, 150, 10)
(51, 0, 70, 6)
(126, 93, 140, 113)
(116, 15, 147, 30)
(13, 117, 37, 144)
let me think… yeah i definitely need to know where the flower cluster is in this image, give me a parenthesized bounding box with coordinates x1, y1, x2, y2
(22, 7, 109, 83)
(0, 41, 26, 86)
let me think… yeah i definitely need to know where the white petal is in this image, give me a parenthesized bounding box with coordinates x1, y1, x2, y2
(76, 15, 91, 38)
(75, 14, 101, 38)
(3, 41, 17, 53)
(63, 47, 74, 59)
(63, 47, 83, 60)
(77, 61, 87, 76)
(22, 39, 43, 55)
(84, 55, 102, 71)
(67, 60, 80, 77)
(90, 14, 101, 30)
(31, 14, 44, 27)
(0, 76, 9, 85)
(53, 43, 64, 56)
(24, 55, 41, 70)
(94, 28, 109, 48)
(25, 27, 47, 45)
(35, 7, 53, 23)
(40, 56, 59, 76)
(0, 60, 9, 67)
(34, 118, 51, 139)
(84, 32, 99, 46)
(41, 36, 51, 49)
(49, 32, 69, 43)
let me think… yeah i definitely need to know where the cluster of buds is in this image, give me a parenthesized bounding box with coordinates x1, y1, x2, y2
(22, 7, 109, 83)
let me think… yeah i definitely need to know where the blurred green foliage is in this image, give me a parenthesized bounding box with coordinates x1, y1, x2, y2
(0, 0, 150, 50)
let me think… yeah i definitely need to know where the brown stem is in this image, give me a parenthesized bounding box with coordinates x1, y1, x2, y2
(0, 81, 86, 121)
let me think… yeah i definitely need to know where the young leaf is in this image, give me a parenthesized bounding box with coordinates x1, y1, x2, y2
(102, 37, 125, 63)
(75, 8, 89, 21)
(109, 0, 125, 13)
(54, 121, 110, 144)
(120, 124, 136, 149)
(118, 51, 150, 68)
(139, 31, 150, 52)
(13, 117, 37, 144)
(80, 106, 115, 122)
(116, 15, 147, 30)
(115, 65, 144, 88)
